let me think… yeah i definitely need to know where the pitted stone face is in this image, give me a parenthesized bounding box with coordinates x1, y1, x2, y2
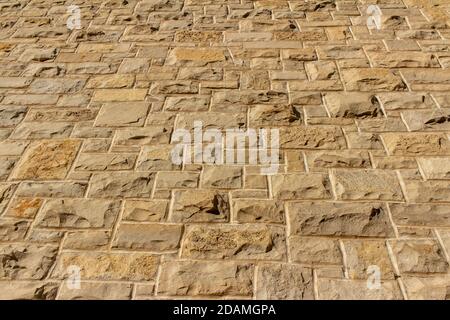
(1, 0, 450, 300)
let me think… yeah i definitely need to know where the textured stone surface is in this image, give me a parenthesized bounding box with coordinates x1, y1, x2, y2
(112, 223, 183, 251)
(271, 173, 331, 200)
(13, 140, 80, 180)
(37, 199, 120, 228)
(332, 170, 404, 201)
(3, 0, 450, 300)
(256, 264, 314, 300)
(171, 190, 229, 222)
(317, 279, 403, 300)
(0, 244, 58, 280)
(288, 202, 395, 238)
(391, 240, 449, 274)
(52, 252, 159, 281)
(182, 224, 286, 260)
(158, 260, 254, 297)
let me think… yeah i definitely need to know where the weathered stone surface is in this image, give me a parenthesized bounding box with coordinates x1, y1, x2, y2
(249, 104, 302, 126)
(289, 236, 342, 265)
(390, 204, 450, 228)
(202, 166, 242, 189)
(288, 202, 395, 237)
(28, 78, 85, 94)
(2, 0, 450, 300)
(158, 260, 253, 297)
(404, 180, 450, 203)
(306, 150, 371, 170)
(368, 51, 439, 68)
(52, 252, 159, 281)
(280, 126, 347, 149)
(0, 220, 29, 241)
(391, 240, 449, 274)
(95, 102, 149, 127)
(156, 171, 199, 189)
(343, 240, 395, 280)
(382, 133, 450, 156)
(113, 127, 171, 150)
(123, 200, 168, 222)
(88, 173, 155, 198)
(0, 244, 58, 280)
(64, 231, 110, 250)
(74, 153, 136, 171)
(403, 275, 450, 300)
(37, 199, 120, 228)
(112, 223, 183, 251)
(233, 199, 284, 223)
(166, 48, 226, 66)
(4, 198, 42, 219)
(271, 174, 332, 200)
(0, 106, 27, 127)
(13, 140, 80, 180)
(171, 190, 229, 222)
(401, 109, 450, 131)
(324, 93, 381, 118)
(10, 122, 73, 140)
(58, 282, 133, 300)
(0, 282, 58, 300)
(256, 264, 314, 300)
(317, 279, 403, 300)
(332, 169, 404, 201)
(182, 224, 286, 260)
(418, 157, 450, 179)
(341, 68, 407, 92)
(16, 182, 87, 198)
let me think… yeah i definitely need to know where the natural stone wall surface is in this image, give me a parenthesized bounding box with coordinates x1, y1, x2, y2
(0, 0, 450, 300)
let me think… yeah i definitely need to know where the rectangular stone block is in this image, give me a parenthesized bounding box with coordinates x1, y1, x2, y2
(88, 172, 155, 198)
(112, 223, 183, 251)
(52, 252, 159, 281)
(158, 260, 253, 297)
(288, 202, 395, 238)
(182, 224, 286, 260)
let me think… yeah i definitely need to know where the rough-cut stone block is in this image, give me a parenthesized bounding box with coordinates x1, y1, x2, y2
(112, 223, 183, 251)
(158, 260, 253, 297)
(13, 140, 80, 180)
(317, 279, 403, 300)
(324, 93, 381, 118)
(256, 264, 314, 300)
(343, 240, 395, 280)
(289, 236, 343, 265)
(171, 190, 229, 223)
(95, 102, 149, 127)
(280, 126, 346, 149)
(382, 133, 450, 156)
(88, 172, 155, 198)
(58, 282, 133, 300)
(123, 200, 168, 222)
(332, 169, 403, 201)
(182, 224, 286, 260)
(288, 202, 395, 237)
(271, 173, 332, 200)
(37, 199, 120, 228)
(52, 252, 159, 281)
(233, 199, 284, 223)
(0, 244, 58, 280)
(391, 240, 449, 274)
